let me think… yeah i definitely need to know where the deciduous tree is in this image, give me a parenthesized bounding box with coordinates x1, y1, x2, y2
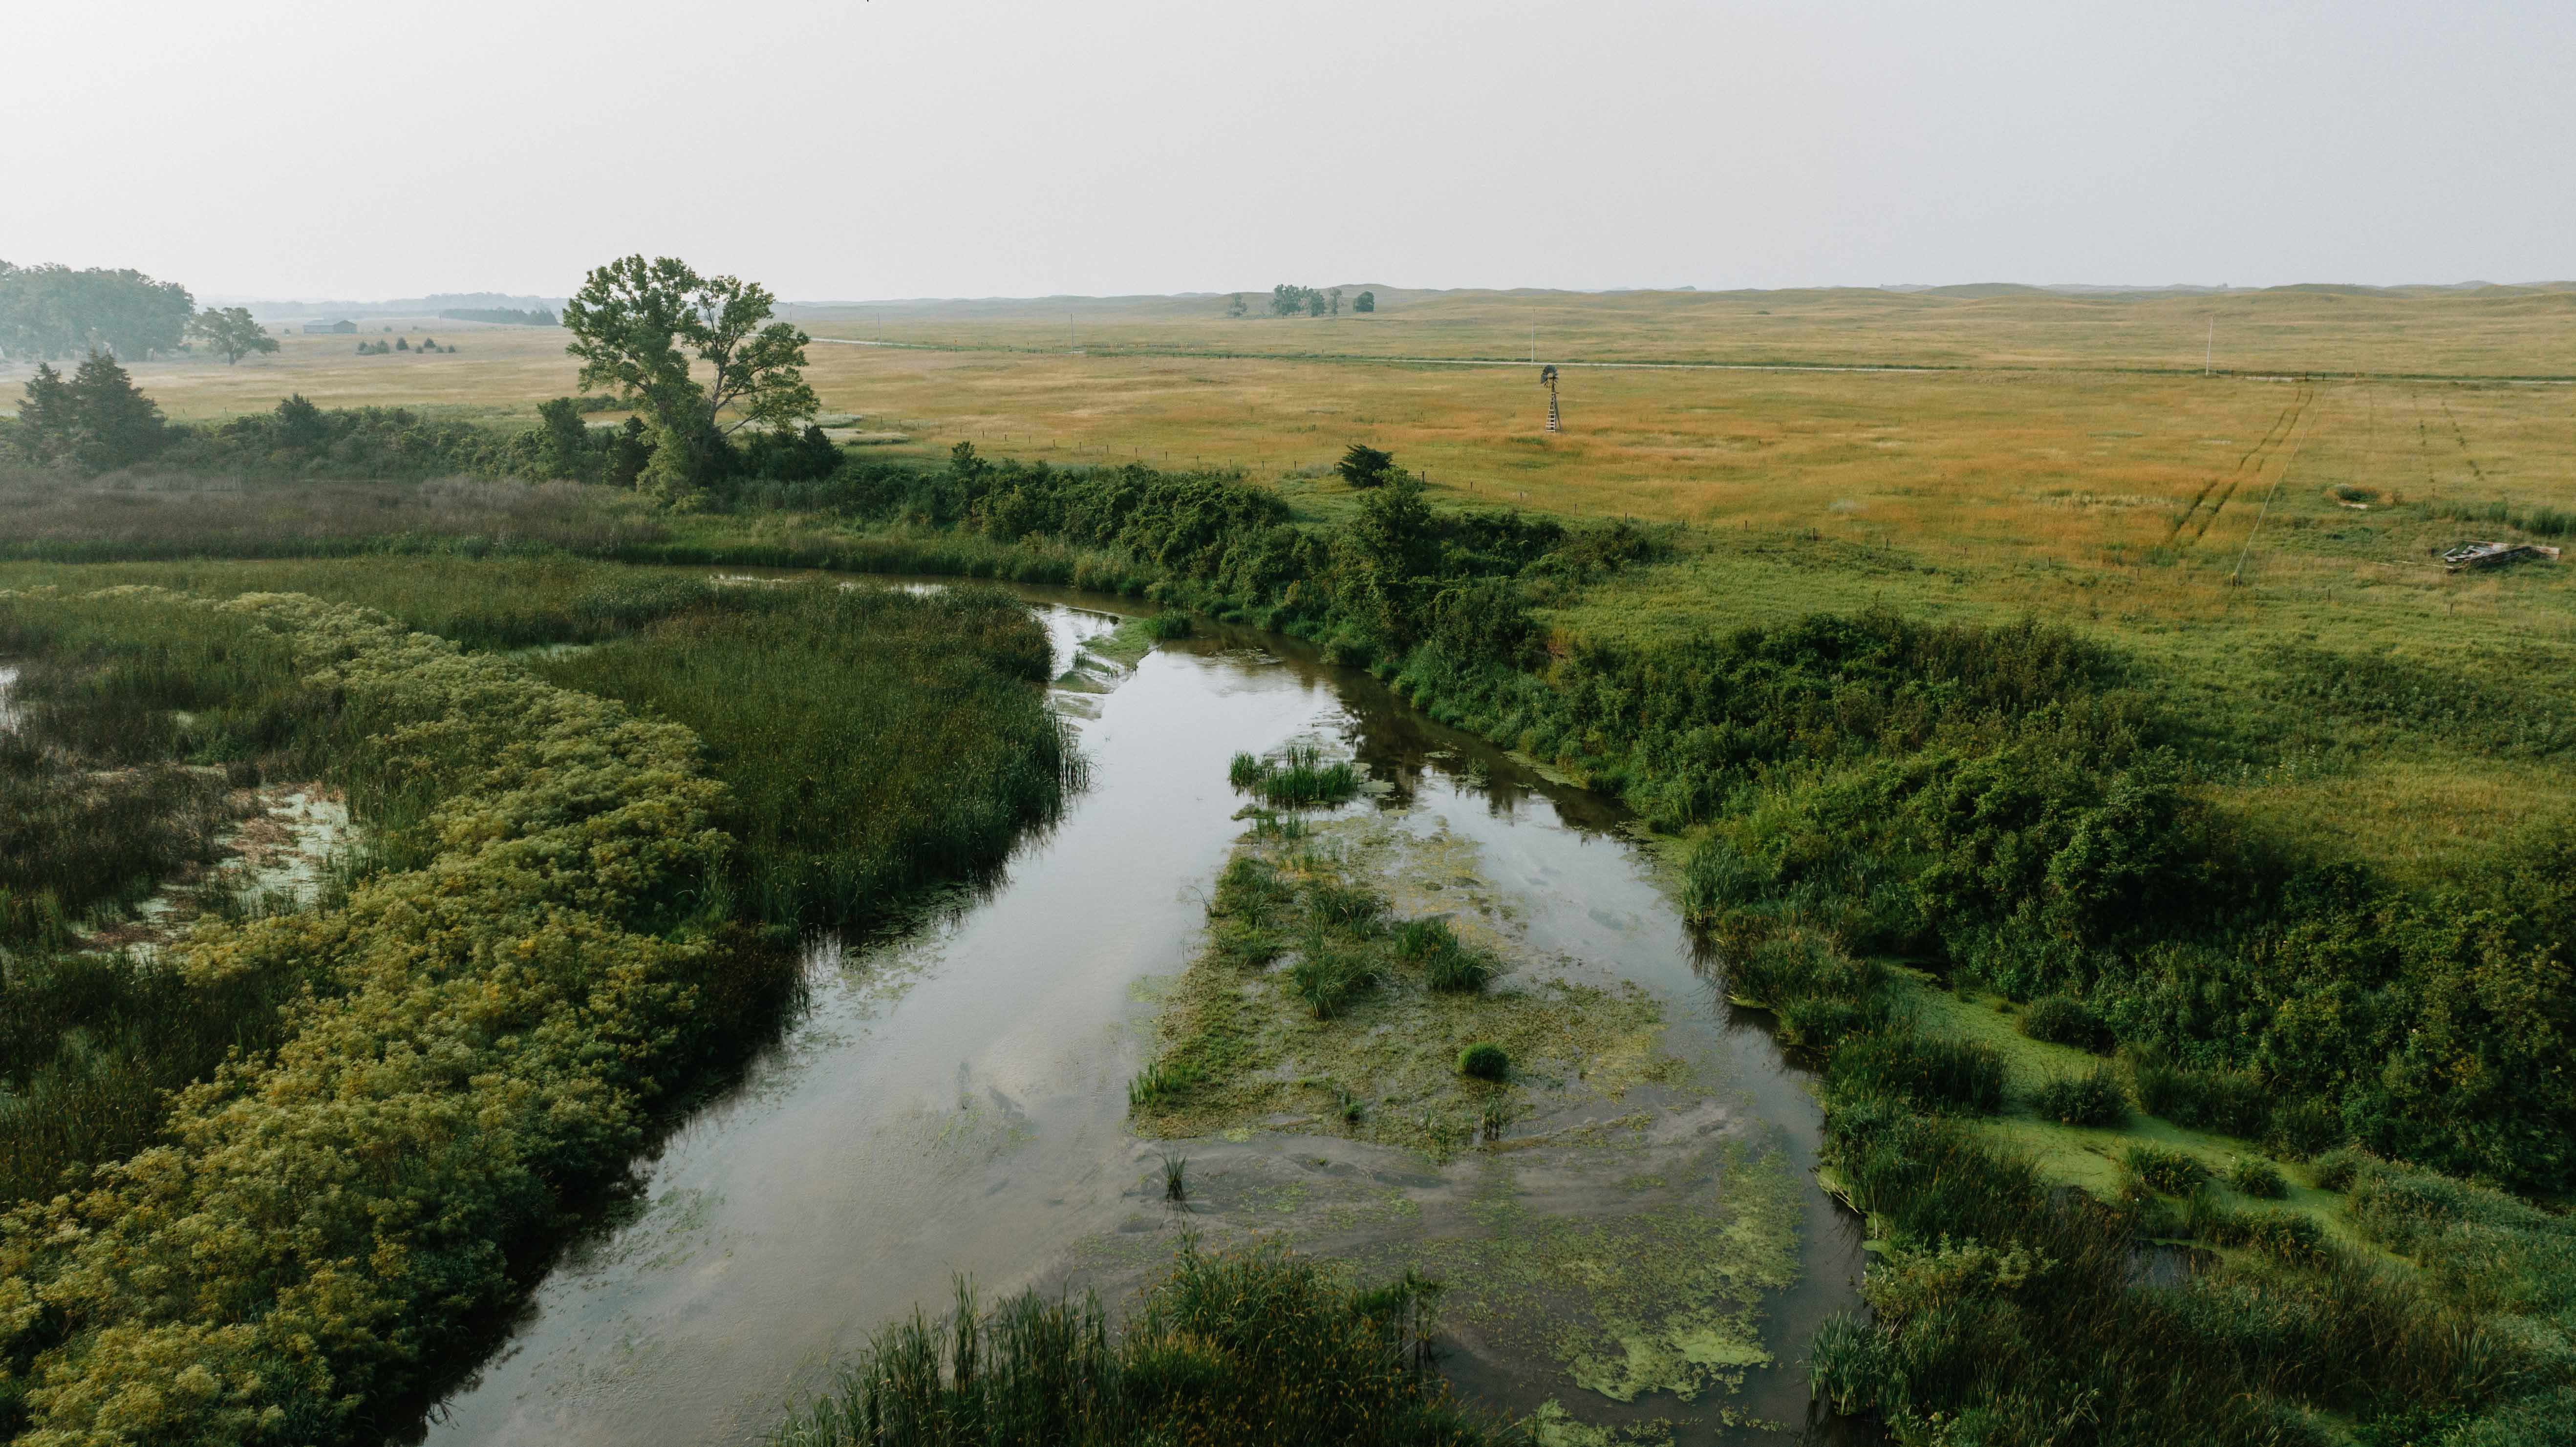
(562, 255, 818, 504)
(186, 306, 278, 364)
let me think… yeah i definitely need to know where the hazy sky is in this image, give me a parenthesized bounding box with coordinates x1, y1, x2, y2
(10, 0, 2571, 301)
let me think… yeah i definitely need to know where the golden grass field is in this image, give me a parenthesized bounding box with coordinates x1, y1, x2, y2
(10, 285, 2570, 873)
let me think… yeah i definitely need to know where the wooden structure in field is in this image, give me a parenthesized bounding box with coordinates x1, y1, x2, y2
(2442, 540, 2560, 573)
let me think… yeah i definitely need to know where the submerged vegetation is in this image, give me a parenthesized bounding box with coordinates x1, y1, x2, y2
(1132, 806, 1666, 1161)
(771, 1245, 1489, 1447)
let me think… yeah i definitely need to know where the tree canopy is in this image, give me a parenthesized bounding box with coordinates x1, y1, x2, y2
(562, 255, 817, 503)
(187, 306, 279, 364)
(1354, 290, 1376, 313)
(0, 261, 194, 361)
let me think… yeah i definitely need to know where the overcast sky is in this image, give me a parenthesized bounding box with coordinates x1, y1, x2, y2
(9, 0, 2571, 301)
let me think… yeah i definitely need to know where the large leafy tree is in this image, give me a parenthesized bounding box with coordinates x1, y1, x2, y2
(561, 255, 817, 503)
(187, 306, 279, 364)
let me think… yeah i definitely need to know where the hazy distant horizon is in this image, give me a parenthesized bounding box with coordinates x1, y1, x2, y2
(12, 1, 2570, 300)
(199, 278, 2575, 314)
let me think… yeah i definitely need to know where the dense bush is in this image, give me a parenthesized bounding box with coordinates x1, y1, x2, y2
(2125, 1144, 2211, 1195)
(1456, 1043, 1509, 1082)
(2030, 1065, 2130, 1127)
(2019, 993, 2113, 1052)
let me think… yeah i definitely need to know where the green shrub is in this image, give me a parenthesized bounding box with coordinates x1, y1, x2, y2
(1831, 1033, 2007, 1113)
(2136, 1061, 2272, 1138)
(2310, 1147, 2373, 1193)
(1727, 934, 1885, 1010)
(1142, 610, 1195, 640)
(2229, 1158, 2289, 1199)
(2030, 1066, 2130, 1127)
(1457, 1043, 1509, 1082)
(2018, 994, 2112, 1053)
(2126, 1144, 2211, 1195)
(1776, 994, 1890, 1050)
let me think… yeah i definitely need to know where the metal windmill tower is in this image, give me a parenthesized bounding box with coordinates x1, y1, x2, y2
(1540, 364, 1560, 432)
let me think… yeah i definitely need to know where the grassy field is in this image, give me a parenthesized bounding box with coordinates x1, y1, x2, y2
(26, 284, 2568, 881)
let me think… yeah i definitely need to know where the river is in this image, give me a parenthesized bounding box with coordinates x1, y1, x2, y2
(416, 590, 1862, 1445)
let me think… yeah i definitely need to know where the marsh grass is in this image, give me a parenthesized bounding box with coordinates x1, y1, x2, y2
(534, 582, 1077, 927)
(771, 1246, 1486, 1447)
(1391, 919, 1498, 995)
(0, 592, 348, 1200)
(1229, 744, 1360, 809)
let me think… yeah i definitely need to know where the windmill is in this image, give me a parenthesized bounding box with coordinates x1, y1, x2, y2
(1539, 364, 1560, 432)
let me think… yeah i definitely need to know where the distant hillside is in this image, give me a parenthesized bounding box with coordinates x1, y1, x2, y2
(233, 293, 567, 320)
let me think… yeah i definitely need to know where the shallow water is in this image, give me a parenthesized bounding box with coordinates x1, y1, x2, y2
(415, 594, 1861, 1445)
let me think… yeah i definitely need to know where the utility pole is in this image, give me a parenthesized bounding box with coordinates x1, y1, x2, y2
(2205, 316, 2214, 376)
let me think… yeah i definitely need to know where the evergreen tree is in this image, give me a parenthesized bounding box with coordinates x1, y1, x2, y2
(1354, 290, 1376, 313)
(20, 351, 169, 471)
(1336, 441, 1396, 489)
(12, 363, 74, 461)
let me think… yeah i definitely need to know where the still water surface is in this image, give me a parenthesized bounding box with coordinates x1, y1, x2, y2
(418, 592, 1860, 1445)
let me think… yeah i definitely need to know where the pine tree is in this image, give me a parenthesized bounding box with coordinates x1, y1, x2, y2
(13, 363, 74, 460)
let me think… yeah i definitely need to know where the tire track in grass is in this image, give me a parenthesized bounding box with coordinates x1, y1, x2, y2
(2192, 385, 2313, 545)
(2165, 387, 2309, 546)
(2439, 397, 2489, 484)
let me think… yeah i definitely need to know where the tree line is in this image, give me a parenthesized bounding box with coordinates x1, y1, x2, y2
(1227, 286, 1375, 317)
(0, 261, 289, 367)
(0, 261, 195, 361)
